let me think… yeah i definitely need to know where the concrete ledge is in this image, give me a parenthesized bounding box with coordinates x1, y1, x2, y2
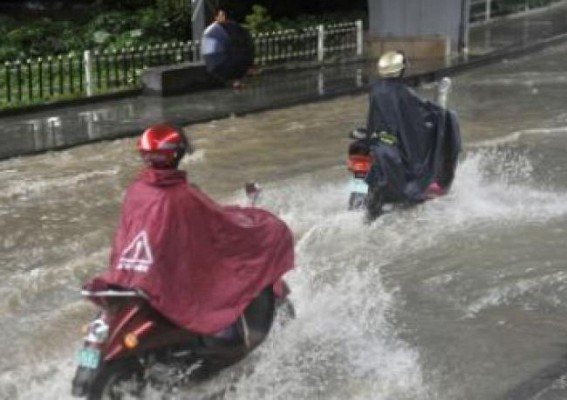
(141, 62, 222, 96)
(0, 89, 142, 119)
(367, 35, 451, 60)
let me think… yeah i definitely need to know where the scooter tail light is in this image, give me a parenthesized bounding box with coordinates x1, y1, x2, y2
(347, 155, 371, 174)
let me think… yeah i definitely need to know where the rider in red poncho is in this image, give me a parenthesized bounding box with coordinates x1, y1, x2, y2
(86, 125, 294, 339)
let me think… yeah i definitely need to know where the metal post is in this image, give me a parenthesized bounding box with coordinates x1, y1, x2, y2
(459, 0, 470, 55)
(317, 25, 325, 63)
(4, 62, 11, 103)
(193, 40, 200, 62)
(27, 59, 33, 101)
(68, 54, 74, 93)
(38, 58, 43, 98)
(16, 61, 22, 102)
(48, 57, 54, 96)
(58, 55, 64, 94)
(192, 0, 210, 42)
(355, 20, 364, 57)
(485, 0, 492, 22)
(317, 70, 324, 95)
(121, 49, 128, 87)
(84, 50, 93, 96)
(436, 77, 452, 108)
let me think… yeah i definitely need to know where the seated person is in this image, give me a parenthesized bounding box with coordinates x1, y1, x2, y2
(202, 8, 255, 89)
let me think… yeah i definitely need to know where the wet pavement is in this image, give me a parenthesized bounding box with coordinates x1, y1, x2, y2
(0, 63, 369, 159)
(1, 2, 567, 161)
(468, 2, 567, 55)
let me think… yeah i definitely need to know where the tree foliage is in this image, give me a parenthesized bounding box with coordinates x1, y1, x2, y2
(0, 0, 371, 59)
(0, 1, 192, 60)
(221, 0, 367, 21)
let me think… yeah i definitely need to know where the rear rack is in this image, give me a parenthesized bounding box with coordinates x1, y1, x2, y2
(81, 289, 148, 299)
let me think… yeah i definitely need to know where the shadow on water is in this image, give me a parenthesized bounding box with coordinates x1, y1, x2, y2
(499, 355, 567, 400)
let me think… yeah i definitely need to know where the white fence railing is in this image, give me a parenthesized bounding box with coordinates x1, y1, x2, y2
(470, 0, 562, 23)
(252, 21, 363, 66)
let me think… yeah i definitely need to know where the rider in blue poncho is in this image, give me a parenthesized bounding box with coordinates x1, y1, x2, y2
(363, 51, 462, 219)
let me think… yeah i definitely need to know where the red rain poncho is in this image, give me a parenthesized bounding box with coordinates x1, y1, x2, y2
(85, 168, 294, 335)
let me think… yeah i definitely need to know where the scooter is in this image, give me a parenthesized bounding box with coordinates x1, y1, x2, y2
(72, 183, 294, 400)
(346, 128, 448, 217)
(346, 77, 454, 218)
(71, 284, 293, 400)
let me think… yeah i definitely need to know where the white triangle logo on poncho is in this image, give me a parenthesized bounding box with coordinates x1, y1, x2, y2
(117, 231, 154, 273)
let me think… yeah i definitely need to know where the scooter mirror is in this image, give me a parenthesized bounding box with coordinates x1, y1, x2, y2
(245, 182, 262, 206)
(350, 128, 367, 140)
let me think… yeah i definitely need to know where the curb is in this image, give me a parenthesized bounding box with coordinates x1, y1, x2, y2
(0, 89, 142, 119)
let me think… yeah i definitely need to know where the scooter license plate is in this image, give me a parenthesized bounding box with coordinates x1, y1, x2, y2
(77, 347, 101, 369)
(349, 177, 368, 194)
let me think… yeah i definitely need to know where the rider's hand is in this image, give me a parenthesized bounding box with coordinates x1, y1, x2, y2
(245, 182, 262, 206)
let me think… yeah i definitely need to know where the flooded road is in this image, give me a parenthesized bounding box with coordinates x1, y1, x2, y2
(2, 42, 567, 400)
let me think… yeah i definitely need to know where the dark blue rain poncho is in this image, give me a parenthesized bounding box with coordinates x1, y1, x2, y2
(201, 21, 254, 81)
(365, 79, 461, 204)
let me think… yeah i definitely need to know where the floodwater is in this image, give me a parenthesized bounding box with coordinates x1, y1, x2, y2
(2, 42, 567, 400)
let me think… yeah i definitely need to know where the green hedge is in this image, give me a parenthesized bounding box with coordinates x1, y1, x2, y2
(1, 6, 366, 61)
(244, 5, 366, 34)
(0, 6, 190, 61)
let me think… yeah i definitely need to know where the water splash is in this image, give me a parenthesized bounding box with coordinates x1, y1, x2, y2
(0, 169, 120, 201)
(0, 356, 77, 400)
(7, 144, 567, 400)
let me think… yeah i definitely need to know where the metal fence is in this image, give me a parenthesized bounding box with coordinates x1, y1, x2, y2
(0, 20, 363, 108)
(86, 42, 201, 96)
(254, 28, 319, 65)
(470, 0, 562, 23)
(1, 42, 201, 104)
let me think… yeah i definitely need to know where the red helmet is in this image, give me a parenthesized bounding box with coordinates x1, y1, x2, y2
(137, 124, 188, 169)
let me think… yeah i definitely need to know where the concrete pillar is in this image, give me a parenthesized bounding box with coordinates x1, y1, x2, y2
(367, 0, 471, 59)
(191, 0, 216, 41)
(191, 0, 206, 42)
(317, 25, 325, 63)
(83, 50, 93, 97)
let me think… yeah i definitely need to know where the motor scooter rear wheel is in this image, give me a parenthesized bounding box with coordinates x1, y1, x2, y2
(348, 192, 367, 211)
(87, 358, 145, 400)
(365, 187, 384, 223)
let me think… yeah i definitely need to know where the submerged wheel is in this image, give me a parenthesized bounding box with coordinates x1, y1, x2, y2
(277, 298, 296, 322)
(348, 192, 367, 210)
(365, 187, 384, 223)
(87, 358, 146, 400)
